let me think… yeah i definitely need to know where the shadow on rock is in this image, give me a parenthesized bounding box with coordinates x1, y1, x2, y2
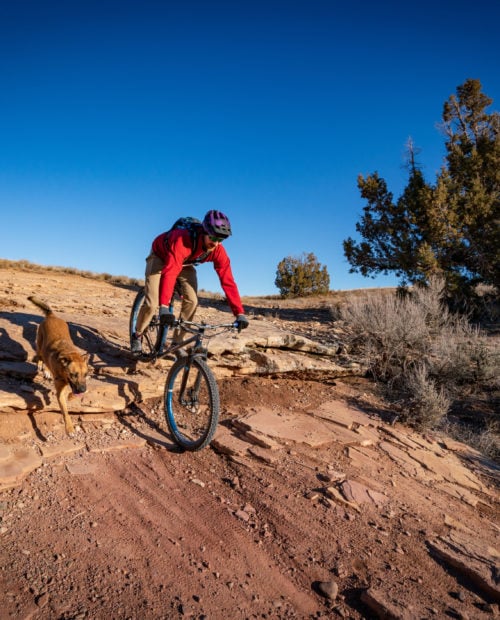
(28, 411, 49, 441)
(0, 325, 29, 361)
(69, 322, 125, 361)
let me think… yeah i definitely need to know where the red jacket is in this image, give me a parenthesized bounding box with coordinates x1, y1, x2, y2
(151, 229, 245, 316)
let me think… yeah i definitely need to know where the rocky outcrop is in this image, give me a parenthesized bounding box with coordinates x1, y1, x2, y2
(0, 269, 361, 420)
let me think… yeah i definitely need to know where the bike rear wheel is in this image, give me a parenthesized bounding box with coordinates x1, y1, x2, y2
(129, 288, 166, 356)
(164, 357, 220, 451)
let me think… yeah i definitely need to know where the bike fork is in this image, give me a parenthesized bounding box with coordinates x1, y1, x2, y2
(178, 363, 191, 404)
(178, 359, 203, 406)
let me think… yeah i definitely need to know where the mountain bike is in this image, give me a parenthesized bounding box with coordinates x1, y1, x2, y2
(129, 288, 239, 451)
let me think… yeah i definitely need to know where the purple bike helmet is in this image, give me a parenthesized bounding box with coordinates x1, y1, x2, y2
(202, 210, 232, 239)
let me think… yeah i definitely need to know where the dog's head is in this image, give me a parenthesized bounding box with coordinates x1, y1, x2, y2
(59, 352, 89, 394)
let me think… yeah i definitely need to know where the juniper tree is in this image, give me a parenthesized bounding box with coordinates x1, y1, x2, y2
(275, 252, 330, 298)
(343, 79, 500, 301)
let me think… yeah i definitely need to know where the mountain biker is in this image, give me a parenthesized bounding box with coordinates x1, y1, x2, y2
(131, 210, 249, 355)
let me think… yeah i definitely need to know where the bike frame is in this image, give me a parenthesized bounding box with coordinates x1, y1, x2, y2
(154, 319, 238, 362)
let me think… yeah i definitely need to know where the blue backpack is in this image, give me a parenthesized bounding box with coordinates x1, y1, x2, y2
(167, 217, 210, 265)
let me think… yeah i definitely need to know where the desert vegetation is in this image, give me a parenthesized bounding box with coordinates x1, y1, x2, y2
(327, 78, 499, 458)
(343, 79, 499, 314)
(337, 278, 499, 459)
(274, 252, 330, 298)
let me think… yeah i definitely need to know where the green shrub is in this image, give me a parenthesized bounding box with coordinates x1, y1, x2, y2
(275, 252, 330, 298)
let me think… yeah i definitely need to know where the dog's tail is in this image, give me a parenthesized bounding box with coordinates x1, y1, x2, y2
(28, 296, 54, 315)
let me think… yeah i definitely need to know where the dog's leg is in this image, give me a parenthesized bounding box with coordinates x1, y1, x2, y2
(40, 361, 52, 380)
(33, 353, 52, 380)
(55, 381, 75, 436)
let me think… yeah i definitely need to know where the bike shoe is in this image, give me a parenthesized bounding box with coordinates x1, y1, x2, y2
(131, 333, 143, 355)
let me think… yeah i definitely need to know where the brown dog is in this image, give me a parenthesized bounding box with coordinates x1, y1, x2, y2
(28, 296, 89, 435)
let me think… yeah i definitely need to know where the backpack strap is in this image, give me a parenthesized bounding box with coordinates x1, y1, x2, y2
(166, 219, 209, 264)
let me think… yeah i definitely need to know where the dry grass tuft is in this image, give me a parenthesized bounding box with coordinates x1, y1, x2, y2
(0, 258, 143, 288)
(338, 277, 499, 437)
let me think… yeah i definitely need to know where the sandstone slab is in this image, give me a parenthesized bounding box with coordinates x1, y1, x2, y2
(1, 295, 363, 420)
(39, 439, 85, 459)
(340, 478, 389, 507)
(361, 588, 413, 620)
(0, 446, 42, 490)
(309, 400, 377, 429)
(211, 424, 252, 458)
(427, 531, 500, 602)
(231, 408, 344, 448)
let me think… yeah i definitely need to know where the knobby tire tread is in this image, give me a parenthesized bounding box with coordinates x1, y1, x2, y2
(164, 357, 220, 451)
(129, 289, 145, 348)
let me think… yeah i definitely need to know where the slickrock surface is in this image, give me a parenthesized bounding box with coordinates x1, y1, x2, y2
(0, 267, 498, 619)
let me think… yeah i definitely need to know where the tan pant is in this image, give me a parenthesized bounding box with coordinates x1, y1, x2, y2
(135, 252, 198, 344)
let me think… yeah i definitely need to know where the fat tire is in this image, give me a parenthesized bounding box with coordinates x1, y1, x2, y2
(164, 357, 220, 451)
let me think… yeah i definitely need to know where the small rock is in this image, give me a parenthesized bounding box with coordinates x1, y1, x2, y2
(315, 580, 339, 600)
(35, 592, 49, 608)
(305, 491, 320, 500)
(190, 478, 205, 488)
(227, 476, 240, 489)
(234, 510, 250, 522)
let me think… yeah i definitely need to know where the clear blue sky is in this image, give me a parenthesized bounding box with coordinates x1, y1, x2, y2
(1, 1, 499, 297)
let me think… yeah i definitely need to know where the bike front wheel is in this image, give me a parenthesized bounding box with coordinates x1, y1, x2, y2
(164, 357, 220, 451)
